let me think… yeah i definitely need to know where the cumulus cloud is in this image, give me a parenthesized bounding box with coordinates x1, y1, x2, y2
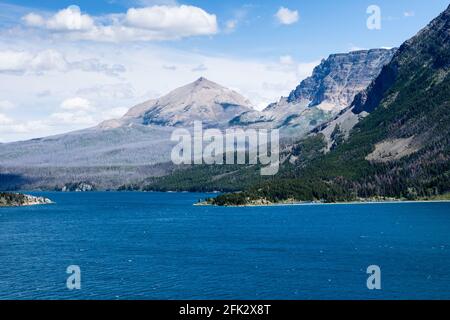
(125, 6, 217, 34)
(0, 49, 125, 76)
(0, 49, 64, 74)
(23, 5, 95, 31)
(61, 97, 92, 111)
(21, 5, 218, 42)
(47, 5, 94, 31)
(275, 7, 299, 25)
(52, 97, 97, 126)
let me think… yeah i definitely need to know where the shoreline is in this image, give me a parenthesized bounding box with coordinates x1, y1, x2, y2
(196, 199, 450, 208)
(3, 190, 450, 208)
(0, 193, 54, 208)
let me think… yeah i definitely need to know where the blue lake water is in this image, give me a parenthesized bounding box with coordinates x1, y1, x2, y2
(0, 192, 449, 300)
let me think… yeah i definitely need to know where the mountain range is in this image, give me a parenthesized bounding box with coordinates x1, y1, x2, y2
(0, 48, 393, 190)
(141, 4, 450, 205)
(1, 4, 449, 198)
(209, 3, 450, 205)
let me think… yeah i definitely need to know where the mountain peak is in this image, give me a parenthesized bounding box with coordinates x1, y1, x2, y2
(189, 77, 223, 90)
(195, 76, 208, 83)
(105, 78, 253, 129)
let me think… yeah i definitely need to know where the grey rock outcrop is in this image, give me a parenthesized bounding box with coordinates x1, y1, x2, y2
(232, 49, 396, 137)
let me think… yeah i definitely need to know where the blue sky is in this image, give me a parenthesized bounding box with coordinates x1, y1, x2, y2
(3, 0, 449, 60)
(0, 0, 449, 142)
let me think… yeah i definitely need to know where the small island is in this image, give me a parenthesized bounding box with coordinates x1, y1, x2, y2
(0, 192, 53, 207)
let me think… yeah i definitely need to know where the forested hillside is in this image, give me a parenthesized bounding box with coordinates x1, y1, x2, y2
(210, 4, 450, 205)
(143, 5, 450, 205)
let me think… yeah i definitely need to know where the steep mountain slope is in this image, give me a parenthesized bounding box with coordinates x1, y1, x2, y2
(211, 4, 450, 205)
(315, 4, 450, 150)
(100, 77, 254, 129)
(233, 49, 396, 136)
(0, 78, 254, 190)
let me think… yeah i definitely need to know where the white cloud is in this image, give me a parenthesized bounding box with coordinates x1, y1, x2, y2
(61, 97, 92, 111)
(0, 50, 34, 73)
(21, 5, 218, 42)
(125, 5, 217, 35)
(0, 120, 51, 143)
(279, 55, 295, 65)
(47, 5, 94, 31)
(50, 111, 96, 125)
(0, 49, 69, 73)
(22, 12, 45, 27)
(404, 11, 415, 18)
(275, 7, 299, 25)
(0, 40, 318, 141)
(29, 49, 69, 72)
(23, 5, 94, 31)
(0, 49, 125, 76)
(50, 96, 99, 127)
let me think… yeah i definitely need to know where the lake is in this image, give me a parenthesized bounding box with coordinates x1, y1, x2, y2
(0, 192, 449, 300)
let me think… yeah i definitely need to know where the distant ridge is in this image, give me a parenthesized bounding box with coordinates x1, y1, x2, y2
(232, 48, 396, 136)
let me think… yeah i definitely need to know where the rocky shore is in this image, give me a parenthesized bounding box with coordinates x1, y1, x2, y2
(196, 195, 450, 207)
(0, 192, 53, 207)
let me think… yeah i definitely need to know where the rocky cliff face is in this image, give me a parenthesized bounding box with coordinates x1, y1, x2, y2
(295, 3, 450, 197)
(317, 4, 450, 150)
(231, 49, 396, 136)
(287, 49, 396, 110)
